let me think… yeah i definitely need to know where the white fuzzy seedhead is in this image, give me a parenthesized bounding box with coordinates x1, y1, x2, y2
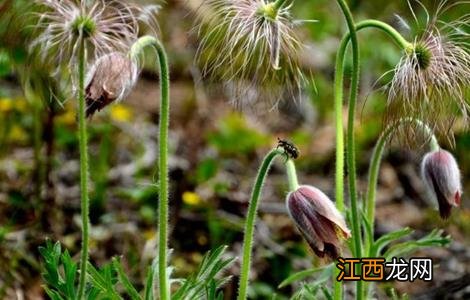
(31, 0, 159, 75)
(387, 1, 470, 142)
(195, 0, 309, 107)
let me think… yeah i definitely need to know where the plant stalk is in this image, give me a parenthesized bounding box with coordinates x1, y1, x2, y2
(285, 159, 299, 191)
(334, 0, 362, 299)
(77, 36, 89, 300)
(237, 148, 283, 300)
(365, 119, 438, 238)
(131, 36, 171, 300)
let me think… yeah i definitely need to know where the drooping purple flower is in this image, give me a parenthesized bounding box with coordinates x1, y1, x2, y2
(286, 185, 351, 259)
(421, 149, 462, 219)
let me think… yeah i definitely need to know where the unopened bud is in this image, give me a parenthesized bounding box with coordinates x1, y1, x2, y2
(85, 52, 138, 117)
(286, 185, 351, 259)
(421, 150, 462, 219)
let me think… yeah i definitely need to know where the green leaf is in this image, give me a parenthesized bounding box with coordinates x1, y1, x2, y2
(383, 229, 450, 260)
(361, 212, 373, 256)
(172, 245, 234, 300)
(320, 285, 333, 300)
(289, 266, 332, 299)
(61, 250, 77, 299)
(278, 266, 329, 288)
(370, 227, 414, 257)
(144, 258, 158, 300)
(112, 257, 142, 300)
(86, 262, 121, 300)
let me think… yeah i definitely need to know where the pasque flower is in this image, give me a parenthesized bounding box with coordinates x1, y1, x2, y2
(421, 149, 462, 219)
(85, 52, 138, 117)
(286, 185, 351, 259)
(387, 4, 470, 138)
(31, 0, 159, 76)
(195, 0, 307, 104)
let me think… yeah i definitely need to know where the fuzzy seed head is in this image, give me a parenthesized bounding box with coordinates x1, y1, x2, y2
(31, 0, 159, 76)
(387, 6, 470, 142)
(421, 149, 462, 219)
(286, 185, 351, 259)
(195, 0, 308, 107)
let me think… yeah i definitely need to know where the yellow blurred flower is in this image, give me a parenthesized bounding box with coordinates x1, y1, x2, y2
(143, 229, 156, 241)
(14, 98, 28, 112)
(8, 125, 28, 143)
(183, 191, 202, 206)
(0, 98, 13, 112)
(110, 104, 133, 122)
(56, 110, 76, 126)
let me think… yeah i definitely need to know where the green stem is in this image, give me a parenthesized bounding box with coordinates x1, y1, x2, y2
(130, 36, 171, 300)
(334, 18, 411, 300)
(333, 19, 410, 212)
(285, 159, 299, 191)
(365, 119, 438, 240)
(334, 1, 362, 299)
(273, 0, 289, 10)
(237, 148, 284, 300)
(77, 37, 89, 300)
(354, 20, 411, 50)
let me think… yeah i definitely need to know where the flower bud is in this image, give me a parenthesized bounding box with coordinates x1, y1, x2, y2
(85, 52, 138, 117)
(286, 185, 351, 259)
(421, 150, 462, 219)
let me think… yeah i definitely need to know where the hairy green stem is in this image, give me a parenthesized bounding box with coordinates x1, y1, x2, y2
(365, 119, 438, 239)
(335, 0, 362, 299)
(237, 148, 284, 300)
(130, 36, 171, 300)
(286, 159, 299, 191)
(354, 20, 411, 49)
(77, 37, 89, 300)
(334, 18, 411, 300)
(273, 0, 289, 10)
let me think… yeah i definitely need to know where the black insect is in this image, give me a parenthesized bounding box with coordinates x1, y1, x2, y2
(277, 138, 300, 160)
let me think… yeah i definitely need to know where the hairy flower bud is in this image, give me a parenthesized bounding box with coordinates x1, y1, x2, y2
(85, 52, 138, 117)
(286, 185, 351, 259)
(421, 150, 462, 219)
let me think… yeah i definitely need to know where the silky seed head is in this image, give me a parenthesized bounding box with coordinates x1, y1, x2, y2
(386, 3, 470, 143)
(195, 0, 309, 107)
(31, 0, 159, 77)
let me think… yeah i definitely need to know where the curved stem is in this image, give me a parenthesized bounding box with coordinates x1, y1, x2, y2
(334, 20, 410, 212)
(334, 18, 411, 300)
(77, 37, 89, 300)
(237, 148, 284, 300)
(131, 36, 171, 300)
(286, 159, 300, 191)
(334, 1, 362, 299)
(355, 20, 411, 50)
(365, 118, 438, 239)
